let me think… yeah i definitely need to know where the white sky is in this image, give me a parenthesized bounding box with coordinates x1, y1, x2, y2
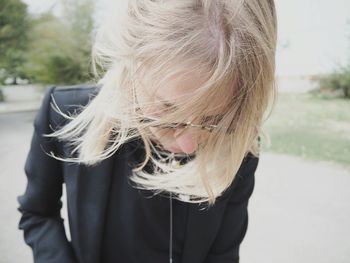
(22, 0, 350, 76)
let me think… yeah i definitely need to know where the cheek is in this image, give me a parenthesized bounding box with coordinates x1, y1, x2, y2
(149, 127, 175, 142)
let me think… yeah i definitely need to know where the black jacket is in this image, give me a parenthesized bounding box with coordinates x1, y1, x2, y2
(17, 85, 259, 263)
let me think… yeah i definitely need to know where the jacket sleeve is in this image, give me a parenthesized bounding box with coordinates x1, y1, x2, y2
(17, 86, 77, 263)
(204, 154, 259, 263)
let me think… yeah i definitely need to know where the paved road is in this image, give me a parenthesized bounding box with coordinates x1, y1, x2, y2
(0, 111, 35, 263)
(241, 153, 350, 263)
(1, 111, 350, 263)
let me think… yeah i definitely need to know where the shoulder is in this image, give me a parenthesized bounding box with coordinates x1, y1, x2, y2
(32, 84, 101, 135)
(50, 84, 101, 111)
(239, 152, 259, 178)
(213, 152, 259, 204)
(40, 84, 101, 129)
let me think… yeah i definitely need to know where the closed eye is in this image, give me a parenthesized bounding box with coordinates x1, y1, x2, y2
(201, 114, 224, 125)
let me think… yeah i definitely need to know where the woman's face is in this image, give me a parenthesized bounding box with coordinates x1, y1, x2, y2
(136, 71, 215, 155)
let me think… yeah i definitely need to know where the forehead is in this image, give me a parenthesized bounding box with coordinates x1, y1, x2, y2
(145, 70, 206, 103)
(138, 67, 231, 117)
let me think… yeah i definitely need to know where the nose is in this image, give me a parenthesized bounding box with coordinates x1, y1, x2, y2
(173, 128, 198, 154)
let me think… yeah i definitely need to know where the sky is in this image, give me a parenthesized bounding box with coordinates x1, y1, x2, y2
(22, 0, 350, 76)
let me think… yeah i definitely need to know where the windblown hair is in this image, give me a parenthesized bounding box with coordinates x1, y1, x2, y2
(47, 0, 277, 205)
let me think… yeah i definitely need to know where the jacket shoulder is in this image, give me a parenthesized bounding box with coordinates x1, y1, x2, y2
(37, 85, 100, 130)
(51, 84, 101, 111)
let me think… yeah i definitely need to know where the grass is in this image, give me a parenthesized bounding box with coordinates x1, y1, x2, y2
(261, 92, 350, 168)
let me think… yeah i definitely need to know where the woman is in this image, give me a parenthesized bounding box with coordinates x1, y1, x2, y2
(17, 0, 277, 262)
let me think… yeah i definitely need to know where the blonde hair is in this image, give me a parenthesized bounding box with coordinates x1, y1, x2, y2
(47, 0, 277, 206)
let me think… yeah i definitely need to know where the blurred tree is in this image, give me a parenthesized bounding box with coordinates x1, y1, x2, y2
(313, 20, 350, 99)
(23, 0, 95, 85)
(314, 68, 350, 99)
(0, 0, 30, 84)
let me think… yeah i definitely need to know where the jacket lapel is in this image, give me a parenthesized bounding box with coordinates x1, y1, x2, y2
(66, 154, 116, 263)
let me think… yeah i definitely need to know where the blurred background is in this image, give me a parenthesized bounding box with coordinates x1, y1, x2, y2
(0, 0, 349, 262)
